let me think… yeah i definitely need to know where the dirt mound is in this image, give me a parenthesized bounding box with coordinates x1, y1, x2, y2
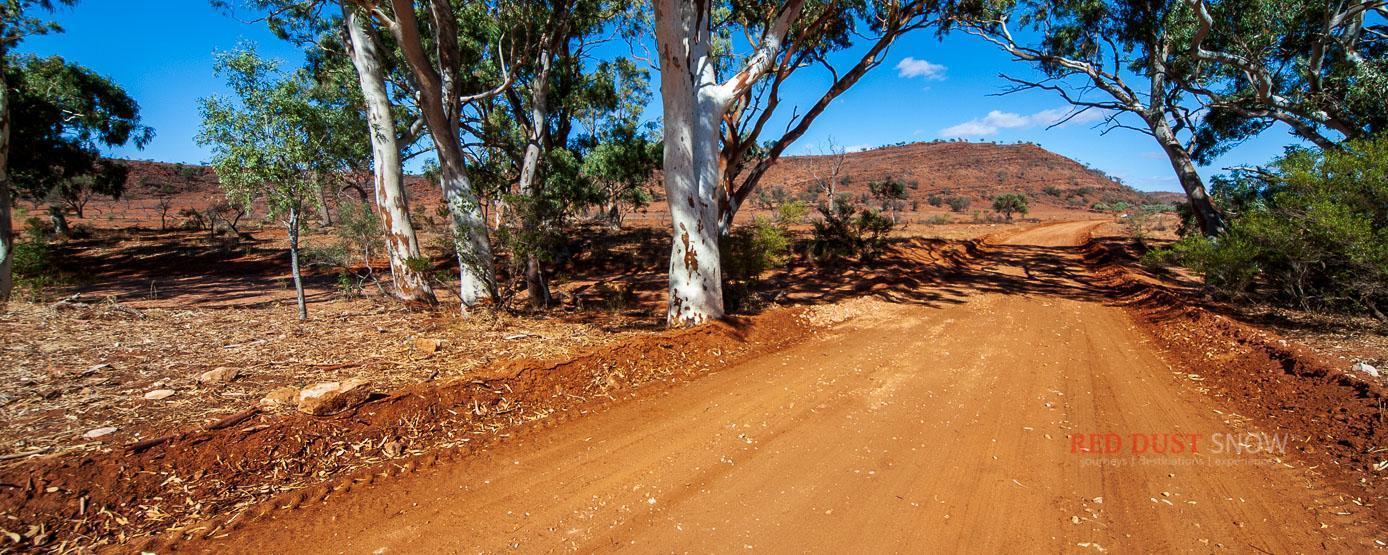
(0, 307, 811, 552)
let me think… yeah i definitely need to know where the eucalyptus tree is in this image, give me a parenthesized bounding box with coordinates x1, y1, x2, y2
(579, 60, 661, 231)
(1176, 0, 1386, 154)
(338, 0, 518, 312)
(717, 1, 953, 232)
(7, 55, 152, 237)
(959, 0, 1227, 236)
(654, 0, 952, 326)
(198, 47, 339, 320)
(224, 0, 438, 303)
(482, 0, 644, 307)
(1, 0, 75, 300)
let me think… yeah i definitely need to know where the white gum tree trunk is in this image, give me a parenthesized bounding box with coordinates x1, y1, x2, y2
(0, 64, 12, 302)
(342, 5, 436, 303)
(654, 0, 802, 326)
(517, 52, 553, 308)
(382, 0, 497, 311)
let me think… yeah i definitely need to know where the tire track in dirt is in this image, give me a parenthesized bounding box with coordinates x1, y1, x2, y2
(187, 221, 1385, 552)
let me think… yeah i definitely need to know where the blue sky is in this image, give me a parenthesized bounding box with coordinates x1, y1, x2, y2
(21, 1, 1309, 193)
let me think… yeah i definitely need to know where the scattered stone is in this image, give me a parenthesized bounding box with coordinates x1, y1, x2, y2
(260, 386, 299, 408)
(413, 338, 444, 354)
(78, 363, 112, 377)
(83, 427, 117, 439)
(1351, 362, 1379, 379)
(143, 389, 176, 401)
(297, 379, 373, 416)
(198, 367, 240, 384)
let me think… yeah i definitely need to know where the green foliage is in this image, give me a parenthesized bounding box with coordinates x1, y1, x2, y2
(721, 216, 793, 311)
(809, 199, 895, 263)
(1149, 138, 1388, 318)
(334, 200, 384, 266)
(1122, 204, 1167, 246)
(991, 193, 1029, 221)
(776, 200, 809, 226)
(868, 177, 909, 220)
(946, 196, 971, 213)
(197, 45, 333, 222)
(6, 54, 151, 218)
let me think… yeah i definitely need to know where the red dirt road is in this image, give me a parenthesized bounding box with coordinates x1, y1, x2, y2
(197, 221, 1383, 552)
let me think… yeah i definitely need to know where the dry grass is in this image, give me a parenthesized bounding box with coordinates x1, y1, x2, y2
(0, 296, 653, 460)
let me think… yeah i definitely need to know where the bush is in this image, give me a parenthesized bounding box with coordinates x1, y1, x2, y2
(335, 200, 384, 266)
(1148, 138, 1387, 319)
(10, 237, 71, 301)
(721, 216, 793, 311)
(992, 193, 1029, 221)
(809, 200, 895, 263)
(946, 196, 970, 213)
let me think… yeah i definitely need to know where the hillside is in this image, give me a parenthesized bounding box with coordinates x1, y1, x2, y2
(45, 142, 1176, 229)
(756, 141, 1161, 211)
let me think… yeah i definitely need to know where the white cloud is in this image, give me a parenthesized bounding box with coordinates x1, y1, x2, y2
(896, 57, 947, 80)
(940, 107, 1109, 137)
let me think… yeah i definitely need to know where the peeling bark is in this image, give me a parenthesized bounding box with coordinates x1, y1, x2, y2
(380, 0, 498, 311)
(0, 65, 10, 302)
(1152, 119, 1224, 236)
(342, 4, 436, 303)
(655, 0, 802, 326)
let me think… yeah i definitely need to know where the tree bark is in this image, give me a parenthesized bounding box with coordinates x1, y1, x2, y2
(516, 52, 554, 309)
(0, 63, 11, 302)
(606, 198, 622, 231)
(316, 181, 333, 227)
(656, 0, 726, 326)
(288, 206, 307, 320)
(1151, 119, 1225, 236)
(655, 0, 803, 326)
(385, 0, 496, 311)
(342, 4, 436, 304)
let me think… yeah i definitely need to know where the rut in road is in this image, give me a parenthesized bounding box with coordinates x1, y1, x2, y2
(196, 221, 1383, 553)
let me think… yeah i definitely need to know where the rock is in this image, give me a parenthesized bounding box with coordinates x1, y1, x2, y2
(1351, 362, 1379, 379)
(260, 386, 299, 408)
(382, 440, 403, 458)
(83, 427, 117, 439)
(143, 389, 176, 400)
(296, 379, 373, 416)
(198, 367, 240, 384)
(413, 338, 444, 354)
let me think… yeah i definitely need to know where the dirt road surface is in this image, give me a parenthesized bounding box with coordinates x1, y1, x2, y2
(200, 221, 1382, 553)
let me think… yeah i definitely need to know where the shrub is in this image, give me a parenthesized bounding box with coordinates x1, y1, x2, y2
(776, 200, 809, 226)
(1149, 138, 1388, 319)
(335, 200, 384, 266)
(946, 196, 970, 213)
(809, 199, 895, 263)
(721, 216, 793, 311)
(991, 193, 1029, 221)
(178, 208, 207, 230)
